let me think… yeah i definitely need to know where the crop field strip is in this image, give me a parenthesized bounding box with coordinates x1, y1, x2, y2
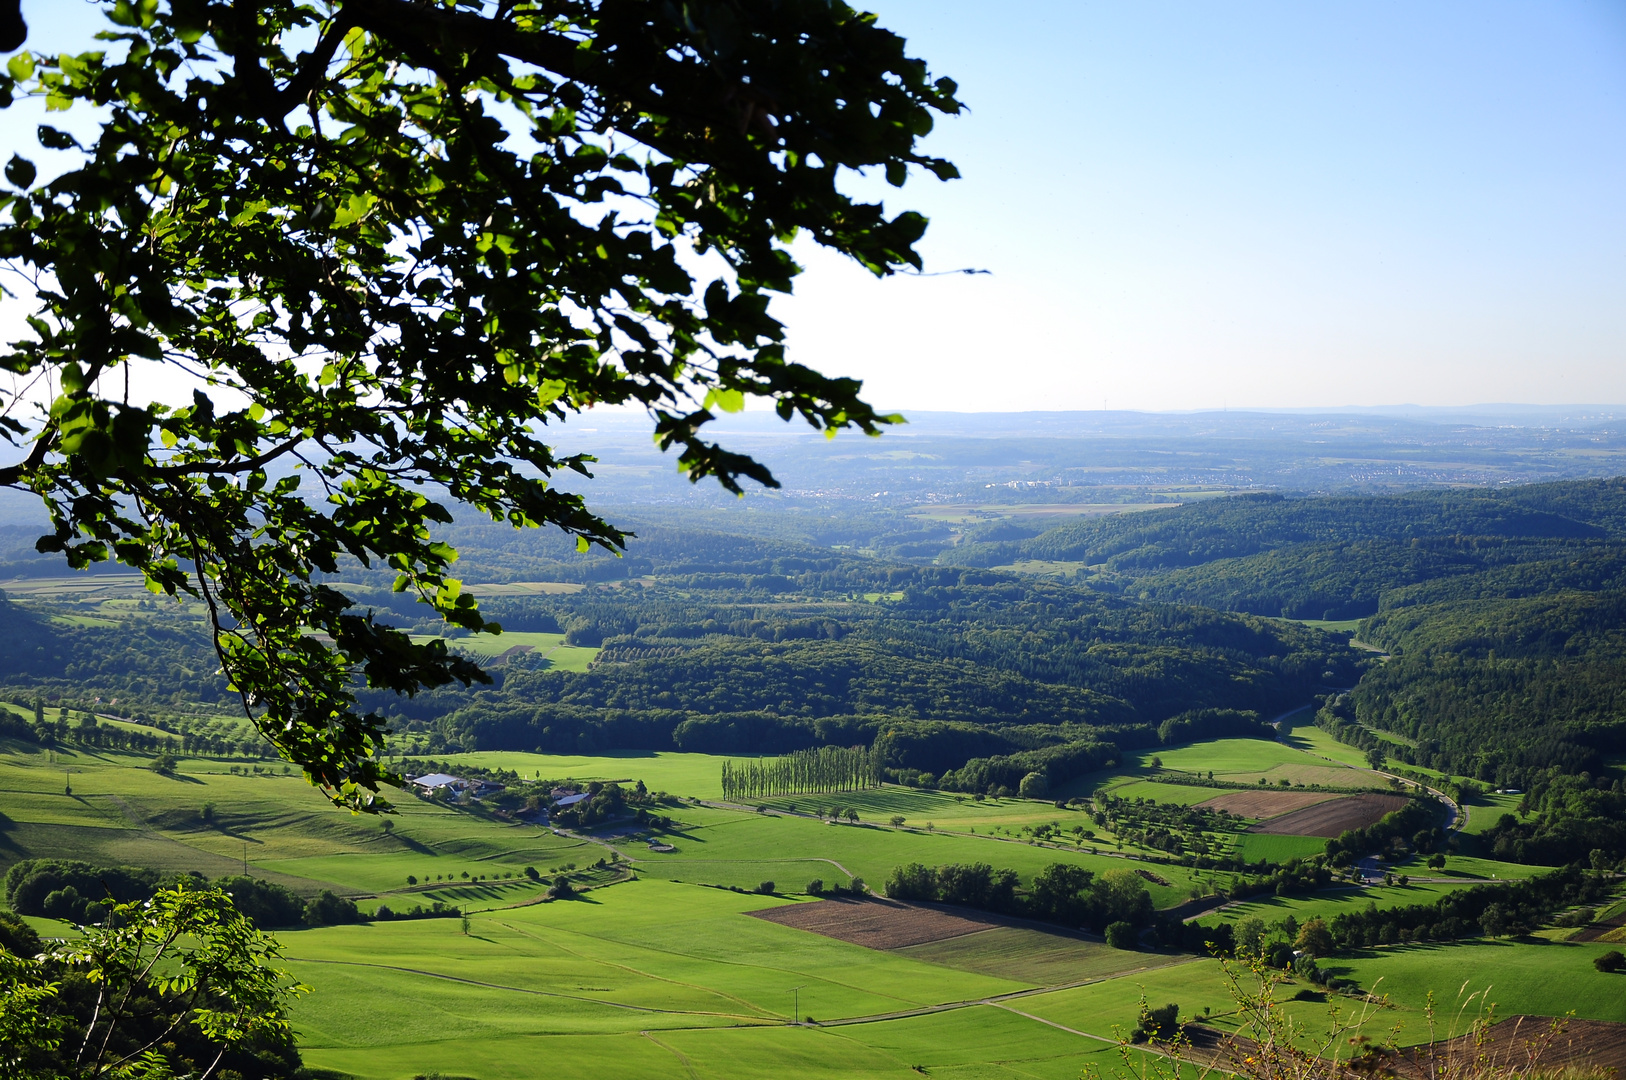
(1248, 792, 1409, 837)
(749, 895, 1016, 950)
(1195, 789, 1338, 817)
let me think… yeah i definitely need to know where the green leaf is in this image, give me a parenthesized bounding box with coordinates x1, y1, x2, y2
(4, 155, 35, 189)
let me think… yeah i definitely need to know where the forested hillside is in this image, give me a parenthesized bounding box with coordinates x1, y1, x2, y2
(5, 478, 1625, 865)
(941, 478, 1626, 865)
(0, 515, 1357, 798)
(945, 479, 1626, 619)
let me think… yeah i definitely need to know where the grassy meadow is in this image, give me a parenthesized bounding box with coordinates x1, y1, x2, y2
(0, 736, 1610, 1080)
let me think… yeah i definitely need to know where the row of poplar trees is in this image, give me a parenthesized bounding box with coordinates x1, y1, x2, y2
(721, 745, 883, 801)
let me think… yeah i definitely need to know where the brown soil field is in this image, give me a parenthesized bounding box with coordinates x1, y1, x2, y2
(1573, 904, 1626, 942)
(749, 895, 1007, 950)
(1195, 790, 1338, 818)
(1248, 792, 1408, 837)
(1184, 1015, 1626, 1076)
(1403, 1016, 1626, 1075)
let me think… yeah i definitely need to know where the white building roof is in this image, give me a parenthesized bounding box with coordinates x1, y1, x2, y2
(411, 773, 462, 788)
(554, 792, 590, 807)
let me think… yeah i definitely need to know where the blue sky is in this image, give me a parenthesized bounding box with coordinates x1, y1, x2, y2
(778, 1, 1626, 410)
(5, 1, 1625, 412)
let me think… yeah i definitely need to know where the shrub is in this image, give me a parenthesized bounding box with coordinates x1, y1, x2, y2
(756, 881, 775, 895)
(1105, 921, 1138, 949)
(1596, 950, 1625, 974)
(524, 866, 540, 880)
(0, 910, 42, 956)
(1131, 1001, 1179, 1042)
(1018, 771, 1048, 799)
(805, 879, 825, 895)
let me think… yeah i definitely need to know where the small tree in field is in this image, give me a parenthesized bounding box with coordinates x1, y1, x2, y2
(1105, 921, 1138, 950)
(805, 879, 824, 896)
(1596, 951, 1625, 974)
(1294, 917, 1334, 958)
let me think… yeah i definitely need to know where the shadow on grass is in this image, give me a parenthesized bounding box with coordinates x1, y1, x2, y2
(159, 771, 205, 785)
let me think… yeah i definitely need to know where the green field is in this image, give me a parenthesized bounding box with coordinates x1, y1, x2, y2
(431, 750, 741, 798)
(1281, 725, 1376, 770)
(619, 803, 1214, 908)
(1235, 833, 1327, 863)
(0, 736, 1607, 1080)
(1209, 881, 1478, 926)
(1059, 736, 1374, 801)
(1460, 791, 1525, 835)
(410, 630, 599, 670)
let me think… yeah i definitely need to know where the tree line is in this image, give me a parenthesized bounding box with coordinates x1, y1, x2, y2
(721, 745, 883, 801)
(882, 860, 1155, 937)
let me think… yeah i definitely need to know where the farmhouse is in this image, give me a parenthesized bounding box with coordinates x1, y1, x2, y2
(554, 792, 590, 808)
(407, 773, 505, 800)
(410, 772, 463, 791)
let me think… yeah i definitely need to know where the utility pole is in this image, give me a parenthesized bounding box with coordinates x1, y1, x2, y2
(787, 985, 807, 1025)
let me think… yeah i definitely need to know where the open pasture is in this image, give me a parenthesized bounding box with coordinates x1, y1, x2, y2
(1460, 791, 1525, 834)
(1097, 779, 1239, 806)
(410, 630, 599, 669)
(286, 878, 1049, 1079)
(1282, 725, 1379, 769)
(759, 785, 1092, 831)
(896, 924, 1185, 984)
(615, 802, 1213, 909)
(0, 744, 589, 894)
(463, 580, 586, 596)
(1234, 832, 1328, 863)
(1334, 940, 1626, 1026)
(1208, 881, 1478, 926)
(427, 750, 735, 798)
(1248, 793, 1408, 837)
(1061, 737, 1373, 800)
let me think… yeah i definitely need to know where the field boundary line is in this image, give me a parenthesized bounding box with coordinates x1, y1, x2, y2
(639, 1032, 700, 1080)
(814, 956, 1209, 1030)
(988, 1002, 1115, 1046)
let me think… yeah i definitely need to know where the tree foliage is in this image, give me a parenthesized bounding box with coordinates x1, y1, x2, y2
(0, 883, 306, 1080)
(0, 0, 959, 808)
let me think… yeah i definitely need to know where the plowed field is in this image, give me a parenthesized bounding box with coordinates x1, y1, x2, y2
(1247, 792, 1409, 837)
(748, 895, 1005, 949)
(1195, 790, 1337, 818)
(1186, 1016, 1626, 1076)
(1405, 1016, 1626, 1074)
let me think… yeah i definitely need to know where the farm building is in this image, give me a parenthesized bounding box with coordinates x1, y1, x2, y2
(554, 792, 590, 808)
(410, 772, 463, 790)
